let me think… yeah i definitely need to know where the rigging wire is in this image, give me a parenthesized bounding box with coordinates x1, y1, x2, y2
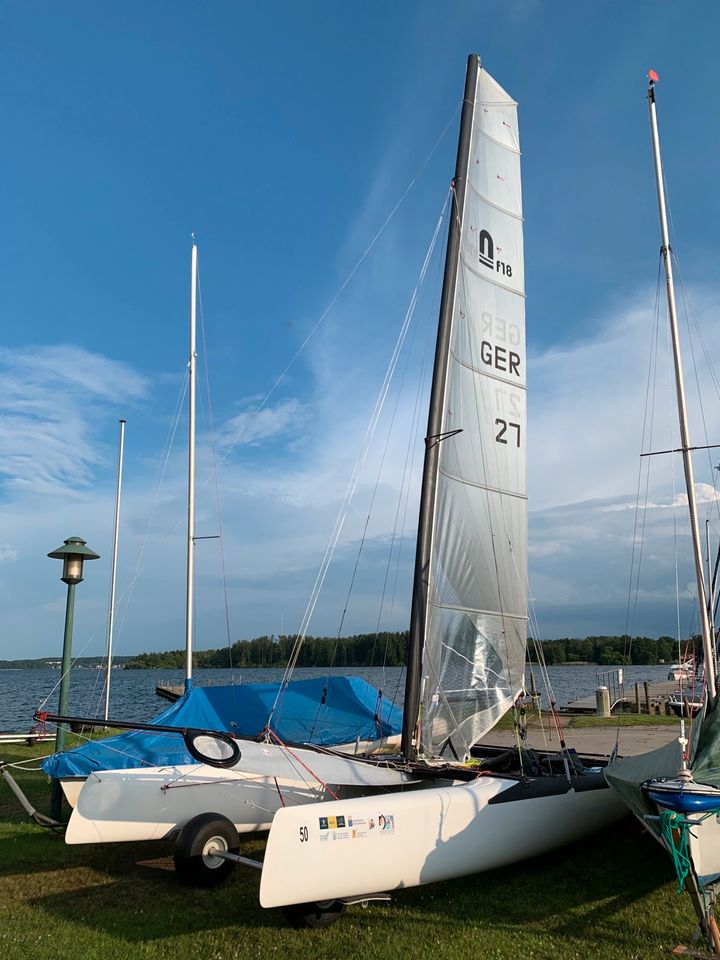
(371, 233, 443, 695)
(321, 194, 449, 687)
(36, 373, 191, 716)
(623, 260, 663, 652)
(661, 172, 719, 657)
(666, 274, 684, 676)
(211, 103, 462, 474)
(268, 199, 450, 733)
(672, 252, 720, 527)
(196, 256, 236, 670)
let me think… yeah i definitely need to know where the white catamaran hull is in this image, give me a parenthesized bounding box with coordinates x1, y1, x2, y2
(65, 739, 416, 844)
(260, 775, 628, 907)
(58, 732, 402, 811)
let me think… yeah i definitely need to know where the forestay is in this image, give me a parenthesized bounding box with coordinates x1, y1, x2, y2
(420, 67, 527, 759)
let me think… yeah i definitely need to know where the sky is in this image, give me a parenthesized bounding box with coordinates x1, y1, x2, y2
(2, 1, 720, 660)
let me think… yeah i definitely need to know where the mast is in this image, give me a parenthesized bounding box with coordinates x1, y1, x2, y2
(647, 74, 717, 701)
(103, 417, 126, 722)
(185, 238, 198, 692)
(401, 54, 481, 759)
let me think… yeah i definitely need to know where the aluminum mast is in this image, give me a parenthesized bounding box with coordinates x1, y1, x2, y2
(185, 238, 198, 692)
(401, 54, 481, 759)
(103, 417, 126, 722)
(647, 74, 717, 700)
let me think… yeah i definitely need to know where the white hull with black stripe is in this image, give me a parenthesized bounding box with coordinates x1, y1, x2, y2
(259, 770, 626, 908)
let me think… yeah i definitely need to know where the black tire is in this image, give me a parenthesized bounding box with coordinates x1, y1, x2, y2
(280, 900, 346, 929)
(173, 812, 239, 887)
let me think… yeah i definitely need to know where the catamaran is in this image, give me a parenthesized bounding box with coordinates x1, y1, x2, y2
(56, 55, 627, 926)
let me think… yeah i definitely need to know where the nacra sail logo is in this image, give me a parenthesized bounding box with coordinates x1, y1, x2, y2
(478, 229, 512, 278)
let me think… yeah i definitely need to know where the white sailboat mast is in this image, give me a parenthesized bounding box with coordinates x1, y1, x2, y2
(185, 238, 198, 691)
(647, 75, 717, 700)
(103, 417, 126, 721)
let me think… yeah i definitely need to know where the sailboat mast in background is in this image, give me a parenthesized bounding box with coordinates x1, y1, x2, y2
(647, 72, 717, 700)
(103, 417, 126, 722)
(185, 238, 198, 692)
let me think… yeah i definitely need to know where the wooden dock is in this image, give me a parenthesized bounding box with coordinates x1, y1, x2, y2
(560, 677, 694, 716)
(0, 731, 56, 747)
(155, 683, 184, 702)
(155, 678, 243, 702)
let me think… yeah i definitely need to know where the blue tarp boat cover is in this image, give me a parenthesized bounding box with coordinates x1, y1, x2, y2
(42, 676, 402, 779)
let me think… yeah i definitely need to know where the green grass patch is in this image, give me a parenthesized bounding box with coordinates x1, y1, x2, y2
(570, 713, 680, 728)
(493, 710, 680, 731)
(0, 741, 702, 960)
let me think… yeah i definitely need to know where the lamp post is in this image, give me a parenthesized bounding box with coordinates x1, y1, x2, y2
(47, 536, 100, 819)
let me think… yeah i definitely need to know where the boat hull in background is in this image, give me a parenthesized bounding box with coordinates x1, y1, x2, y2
(64, 739, 416, 844)
(59, 732, 402, 810)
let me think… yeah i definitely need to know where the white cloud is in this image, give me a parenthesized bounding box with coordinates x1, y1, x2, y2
(4, 345, 148, 401)
(529, 286, 720, 509)
(220, 398, 306, 449)
(528, 287, 720, 637)
(0, 543, 18, 564)
(0, 345, 149, 496)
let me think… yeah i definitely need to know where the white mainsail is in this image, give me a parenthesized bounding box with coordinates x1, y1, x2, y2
(420, 67, 527, 759)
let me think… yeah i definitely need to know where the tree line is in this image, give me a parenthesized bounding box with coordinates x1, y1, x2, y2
(0, 655, 136, 670)
(124, 632, 409, 670)
(123, 632, 698, 670)
(527, 634, 698, 666)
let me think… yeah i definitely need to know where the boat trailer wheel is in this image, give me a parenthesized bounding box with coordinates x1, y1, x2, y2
(280, 899, 346, 929)
(173, 812, 239, 888)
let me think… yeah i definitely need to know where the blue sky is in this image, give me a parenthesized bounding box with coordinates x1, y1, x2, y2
(2, 1, 720, 659)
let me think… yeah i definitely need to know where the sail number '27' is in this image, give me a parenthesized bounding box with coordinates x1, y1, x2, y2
(495, 418, 520, 447)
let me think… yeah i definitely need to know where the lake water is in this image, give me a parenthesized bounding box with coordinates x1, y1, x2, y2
(0, 663, 674, 732)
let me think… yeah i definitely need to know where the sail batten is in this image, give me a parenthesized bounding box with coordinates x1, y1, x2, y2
(456, 257, 526, 290)
(432, 602, 527, 619)
(437, 467, 527, 499)
(418, 63, 528, 760)
(474, 131, 521, 155)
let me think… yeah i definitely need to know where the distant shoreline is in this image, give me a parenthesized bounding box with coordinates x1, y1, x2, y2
(2, 632, 691, 671)
(0, 659, 678, 670)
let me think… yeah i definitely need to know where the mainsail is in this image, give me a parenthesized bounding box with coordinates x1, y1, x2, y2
(419, 65, 527, 759)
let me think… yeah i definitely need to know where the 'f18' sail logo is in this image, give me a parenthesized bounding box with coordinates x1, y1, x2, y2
(478, 229, 512, 278)
(478, 230, 494, 269)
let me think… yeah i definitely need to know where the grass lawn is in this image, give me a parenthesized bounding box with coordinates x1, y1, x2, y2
(0, 739, 703, 960)
(570, 713, 680, 728)
(493, 710, 681, 731)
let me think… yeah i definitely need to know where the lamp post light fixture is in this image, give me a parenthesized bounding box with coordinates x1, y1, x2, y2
(47, 536, 100, 819)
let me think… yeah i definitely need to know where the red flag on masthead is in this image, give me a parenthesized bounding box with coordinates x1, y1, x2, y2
(648, 69, 660, 83)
